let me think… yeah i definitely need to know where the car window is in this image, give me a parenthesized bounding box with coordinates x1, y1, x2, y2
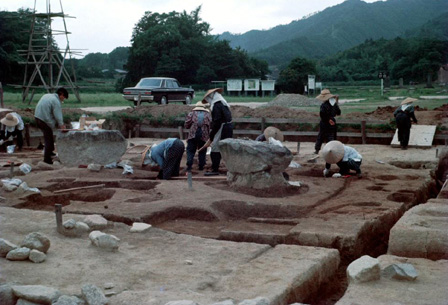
(172, 81, 180, 88)
(137, 79, 162, 87)
(166, 80, 174, 88)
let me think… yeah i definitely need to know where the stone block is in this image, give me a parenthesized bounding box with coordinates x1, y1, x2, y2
(84, 215, 108, 230)
(21, 232, 50, 253)
(53, 295, 85, 305)
(29, 249, 46, 263)
(219, 139, 292, 189)
(0, 238, 18, 257)
(347, 255, 380, 283)
(11, 285, 61, 304)
(6, 247, 30, 261)
(130, 222, 152, 233)
(57, 130, 127, 166)
(0, 284, 17, 305)
(382, 263, 418, 281)
(81, 284, 108, 305)
(89, 231, 120, 251)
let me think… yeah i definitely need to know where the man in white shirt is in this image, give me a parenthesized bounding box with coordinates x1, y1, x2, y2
(321, 140, 363, 178)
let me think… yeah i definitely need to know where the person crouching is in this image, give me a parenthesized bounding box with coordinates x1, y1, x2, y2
(141, 138, 185, 180)
(322, 140, 362, 178)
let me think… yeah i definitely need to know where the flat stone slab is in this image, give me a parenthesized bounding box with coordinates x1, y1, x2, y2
(388, 198, 448, 259)
(391, 125, 436, 148)
(336, 255, 448, 305)
(57, 130, 127, 166)
(0, 207, 339, 304)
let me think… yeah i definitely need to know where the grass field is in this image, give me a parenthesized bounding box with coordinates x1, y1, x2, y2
(2, 83, 446, 113)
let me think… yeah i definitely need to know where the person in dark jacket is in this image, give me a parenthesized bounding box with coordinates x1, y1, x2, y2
(393, 97, 418, 150)
(0, 112, 24, 151)
(314, 89, 341, 154)
(184, 102, 212, 171)
(198, 88, 233, 176)
(141, 138, 185, 180)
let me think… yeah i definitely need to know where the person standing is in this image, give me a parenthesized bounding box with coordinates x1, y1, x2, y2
(322, 140, 363, 178)
(0, 112, 24, 151)
(198, 88, 233, 176)
(34, 88, 67, 164)
(184, 102, 212, 172)
(141, 138, 185, 180)
(314, 89, 341, 154)
(393, 97, 418, 150)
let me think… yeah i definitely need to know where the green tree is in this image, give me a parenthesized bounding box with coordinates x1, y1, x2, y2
(277, 57, 316, 93)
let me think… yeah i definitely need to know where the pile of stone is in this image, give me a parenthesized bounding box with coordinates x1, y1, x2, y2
(0, 232, 50, 263)
(0, 283, 108, 305)
(347, 255, 418, 283)
(266, 94, 321, 108)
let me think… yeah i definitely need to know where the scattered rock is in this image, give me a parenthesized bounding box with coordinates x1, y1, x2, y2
(87, 164, 102, 172)
(53, 295, 85, 305)
(84, 215, 108, 230)
(0, 284, 17, 305)
(185, 260, 193, 265)
(210, 300, 235, 305)
(29, 249, 46, 263)
(103, 283, 114, 290)
(89, 231, 120, 251)
(11, 285, 61, 304)
(0, 238, 18, 257)
(164, 301, 199, 305)
(6, 247, 30, 261)
(347, 255, 380, 283)
(81, 284, 108, 305)
(21, 232, 51, 253)
(130, 222, 152, 233)
(219, 139, 293, 189)
(382, 263, 418, 281)
(37, 161, 54, 170)
(63, 219, 77, 229)
(16, 299, 41, 305)
(238, 297, 270, 305)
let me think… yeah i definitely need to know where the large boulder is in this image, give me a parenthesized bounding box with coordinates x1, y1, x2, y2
(219, 139, 292, 189)
(21, 232, 50, 253)
(57, 130, 127, 166)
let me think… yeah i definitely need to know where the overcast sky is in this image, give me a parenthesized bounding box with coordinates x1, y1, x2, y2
(1, 0, 383, 57)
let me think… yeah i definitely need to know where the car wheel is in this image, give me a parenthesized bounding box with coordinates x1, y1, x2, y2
(161, 96, 168, 105)
(184, 95, 192, 105)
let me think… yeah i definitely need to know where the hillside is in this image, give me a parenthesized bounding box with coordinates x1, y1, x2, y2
(218, 0, 448, 66)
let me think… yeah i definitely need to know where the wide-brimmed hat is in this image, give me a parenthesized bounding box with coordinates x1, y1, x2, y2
(316, 89, 336, 102)
(192, 101, 210, 112)
(321, 140, 345, 164)
(264, 126, 284, 142)
(401, 97, 417, 105)
(202, 88, 224, 103)
(0, 113, 19, 127)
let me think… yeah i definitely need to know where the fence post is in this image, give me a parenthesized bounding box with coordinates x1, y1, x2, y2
(261, 117, 266, 132)
(25, 123, 31, 147)
(361, 120, 367, 144)
(0, 82, 4, 108)
(178, 126, 184, 140)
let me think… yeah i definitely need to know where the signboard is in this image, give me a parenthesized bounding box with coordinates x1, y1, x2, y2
(315, 82, 322, 90)
(261, 80, 275, 91)
(244, 79, 260, 91)
(308, 75, 316, 90)
(227, 79, 242, 91)
(378, 72, 388, 79)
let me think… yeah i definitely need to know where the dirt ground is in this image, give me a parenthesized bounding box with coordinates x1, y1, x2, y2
(0, 101, 446, 304)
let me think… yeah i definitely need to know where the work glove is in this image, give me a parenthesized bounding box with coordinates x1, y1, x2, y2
(323, 168, 330, 177)
(332, 173, 342, 178)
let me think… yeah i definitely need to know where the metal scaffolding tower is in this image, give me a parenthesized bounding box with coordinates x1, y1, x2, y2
(18, 0, 82, 103)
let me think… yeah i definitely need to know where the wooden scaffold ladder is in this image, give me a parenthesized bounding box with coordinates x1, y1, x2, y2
(18, 0, 82, 103)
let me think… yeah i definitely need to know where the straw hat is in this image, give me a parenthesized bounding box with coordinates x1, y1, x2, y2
(321, 140, 345, 164)
(0, 113, 19, 127)
(192, 101, 210, 112)
(202, 88, 224, 103)
(141, 145, 152, 166)
(401, 97, 417, 105)
(316, 89, 336, 102)
(264, 126, 284, 142)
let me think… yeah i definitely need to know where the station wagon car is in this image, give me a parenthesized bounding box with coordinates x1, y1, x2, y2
(122, 77, 195, 105)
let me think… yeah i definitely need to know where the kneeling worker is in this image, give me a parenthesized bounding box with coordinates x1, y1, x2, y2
(322, 140, 362, 178)
(141, 138, 185, 180)
(0, 112, 24, 151)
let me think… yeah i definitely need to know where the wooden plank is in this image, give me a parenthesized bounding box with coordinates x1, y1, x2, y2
(391, 125, 437, 147)
(53, 184, 105, 194)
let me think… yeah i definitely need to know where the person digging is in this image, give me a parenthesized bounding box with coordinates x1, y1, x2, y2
(322, 140, 363, 178)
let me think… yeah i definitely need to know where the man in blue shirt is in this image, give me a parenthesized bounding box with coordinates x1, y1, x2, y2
(142, 138, 185, 180)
